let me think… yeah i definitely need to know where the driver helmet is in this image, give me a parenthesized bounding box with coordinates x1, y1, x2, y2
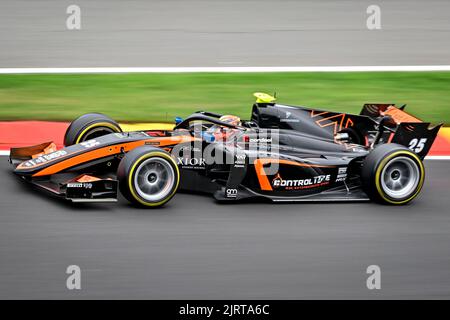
(210, 115, 241, 142)
(219, 115, 241, 127)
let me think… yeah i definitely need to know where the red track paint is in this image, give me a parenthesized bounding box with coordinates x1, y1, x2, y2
(1, 121, 450, 156)
(429, 133, 450, 156)
(0, 121, 69, 149)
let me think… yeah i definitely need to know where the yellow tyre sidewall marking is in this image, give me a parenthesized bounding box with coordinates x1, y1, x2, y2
(75, 122, 122, 144)
(375, 150, 425, 204)
(128, 152, 180, 207)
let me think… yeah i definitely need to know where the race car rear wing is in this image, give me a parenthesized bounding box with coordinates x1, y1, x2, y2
(360, 103, 420, 123)
(361, 103, 442, 159)
(390, 122, 442, 159)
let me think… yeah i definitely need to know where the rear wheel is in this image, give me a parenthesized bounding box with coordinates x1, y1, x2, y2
(64, 113, 122, 147)
(117, 146, 180, 207)
(361, 144, 425, 205)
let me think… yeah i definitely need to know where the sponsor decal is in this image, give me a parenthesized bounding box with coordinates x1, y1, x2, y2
(24, 161, 35, 167)
(226, 188, 238, 198)
(67, 182, 93, 189)
(280, 111, 300, 123)
(114, 133, 126, 138)
(30, 150, 68, 165)
(179, 145, 201, 152)
(249, 138, 272, 143)
(272, 173, 331, 190)
(80, 139, 100, 148)
(234, 153, 246, 167)
(335, 167, 348, 182)
(145, 141, 160, 146)
(176, 157, 206, 169)
(351, 146, 366, 152)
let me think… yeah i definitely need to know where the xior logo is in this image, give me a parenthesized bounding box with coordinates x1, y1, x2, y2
(176, 157, 206, 166)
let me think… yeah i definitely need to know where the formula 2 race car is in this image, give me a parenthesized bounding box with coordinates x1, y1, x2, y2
(10, 93, 442, 207)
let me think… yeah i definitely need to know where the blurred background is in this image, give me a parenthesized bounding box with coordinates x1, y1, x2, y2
(2, 0, 450, 67)
(1, 0, 450, 300)
(1, 0, 450, 124)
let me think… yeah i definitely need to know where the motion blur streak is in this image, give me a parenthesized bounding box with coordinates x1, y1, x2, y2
(1, 158, 450, 299)
(0, 0, 449, 67)
(1, 0, 450, 300)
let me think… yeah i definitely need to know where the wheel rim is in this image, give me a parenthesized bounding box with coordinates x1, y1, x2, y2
(81, 126, 116, 142)
(380, 156, 420, 199)
(133, 157, 175, 202)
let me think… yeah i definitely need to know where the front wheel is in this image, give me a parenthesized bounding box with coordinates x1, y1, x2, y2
(117, 146, 180, 207)
(361, 144, 425, 205)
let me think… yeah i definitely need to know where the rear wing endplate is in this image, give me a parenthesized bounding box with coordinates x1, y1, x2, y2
(390, 122, 442, 159)
(361, 103, 442, 158)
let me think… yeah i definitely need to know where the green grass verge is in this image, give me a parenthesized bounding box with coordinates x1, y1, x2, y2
(0, 72, 449, 124)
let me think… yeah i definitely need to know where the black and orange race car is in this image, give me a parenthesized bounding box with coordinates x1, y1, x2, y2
(10, 93, 441, 207)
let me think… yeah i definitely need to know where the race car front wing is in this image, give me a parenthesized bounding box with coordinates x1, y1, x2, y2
(22, 174, 118, 203)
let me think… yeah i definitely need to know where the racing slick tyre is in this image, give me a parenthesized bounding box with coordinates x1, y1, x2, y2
(64, 113, 122, 146)
(117, 146, 180, 207)
(361, 143, 425, 205)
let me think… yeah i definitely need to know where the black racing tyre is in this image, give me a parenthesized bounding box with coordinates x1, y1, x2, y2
(117, 146, 180, 207)
(361, 143, 425, 205)
(64, 113, 122, 147)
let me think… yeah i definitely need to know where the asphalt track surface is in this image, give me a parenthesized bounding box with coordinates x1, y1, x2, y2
(2, 0, 450, 301)
(1, 0, 450, 67)
(0, 157, 450, 299)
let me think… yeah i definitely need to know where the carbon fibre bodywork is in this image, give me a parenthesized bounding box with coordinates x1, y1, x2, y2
(10, 100, 441, 204)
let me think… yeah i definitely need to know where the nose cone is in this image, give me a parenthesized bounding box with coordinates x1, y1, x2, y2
(13, 148, 70, 176)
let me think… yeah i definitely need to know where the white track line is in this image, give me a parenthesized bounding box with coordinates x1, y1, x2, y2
(425, 156, 450, 160)
(1, 66, 450, 74)
(0, 150, 448, 159)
